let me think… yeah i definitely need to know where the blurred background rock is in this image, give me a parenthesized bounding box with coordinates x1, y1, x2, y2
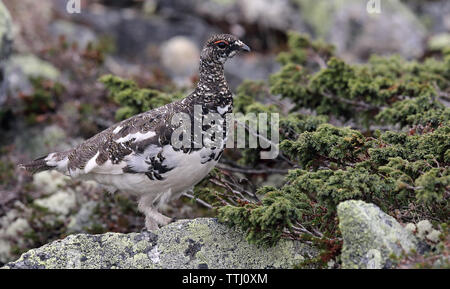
(0, 0, 448, 265)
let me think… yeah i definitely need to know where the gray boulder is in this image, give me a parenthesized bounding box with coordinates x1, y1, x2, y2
(3, 218, 317, 269)
(297, 0, 427, 61)
(6, 54, 60, 96)
(338, 200, 418, 269)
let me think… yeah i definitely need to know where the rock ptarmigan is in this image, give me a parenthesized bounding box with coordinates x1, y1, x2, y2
(20, 34, 250, 230)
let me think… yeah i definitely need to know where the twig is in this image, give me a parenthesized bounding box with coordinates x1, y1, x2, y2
(215, 173, 260, 202)
(181, 193, 214, 209)
(210, 177, 252, 203)
(433, 82, 450, 102)
(311, 52, 327, 69)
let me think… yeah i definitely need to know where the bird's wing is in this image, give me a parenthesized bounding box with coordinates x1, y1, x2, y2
(65, 104, 177, 178)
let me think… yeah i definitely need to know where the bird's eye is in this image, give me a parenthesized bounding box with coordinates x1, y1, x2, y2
(215, 41, 228, 49)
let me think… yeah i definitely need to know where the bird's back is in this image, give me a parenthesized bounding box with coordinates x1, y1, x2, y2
(20, 93, 224, 196)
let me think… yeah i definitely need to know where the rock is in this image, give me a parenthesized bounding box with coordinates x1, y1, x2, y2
(7, 54, 60, 96)
(159, 36, 200, 86)
(157, 0, 305, 32)
(14, 125, 79, 160)
(10, 54, 60, 80)
(428, 33, 450, 51)
(405, 0, 450, 34)
(56, 2, 212, 61)
(0, 206, 32, 264)
(337, 200, 417, 269)
(67, 201, 98, 233)
(0, 1, 13, 105)
(225, 54, 280, 90)
(49, 20, 97, 50)
(238, 0, 304, 31)
(3, 218, 317, 269)
(297, 0, 427, 61)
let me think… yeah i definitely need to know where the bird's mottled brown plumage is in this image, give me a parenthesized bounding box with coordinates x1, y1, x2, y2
(20, 34, 251, 230)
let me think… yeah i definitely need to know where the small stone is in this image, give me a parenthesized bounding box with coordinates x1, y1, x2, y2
(159, 36, 200, 86)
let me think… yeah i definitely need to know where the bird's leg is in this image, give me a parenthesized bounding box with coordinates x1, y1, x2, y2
(146, 209, 172, 229)
(138, 193, 172, 231)
(144, 215, 158, 231)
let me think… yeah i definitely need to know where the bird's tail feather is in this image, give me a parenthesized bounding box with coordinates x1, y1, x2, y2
(19, 156, 55, 174)
(19, 152, 68, 174)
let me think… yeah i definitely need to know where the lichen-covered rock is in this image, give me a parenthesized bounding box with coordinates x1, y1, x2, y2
(7, 54, 60, 96)
(3, 218, 317, 269)
(338, 200, 418, 269)
(0, 208, 32, 264)
(14, 125, 80, 160)
(67, 201, 99, 233)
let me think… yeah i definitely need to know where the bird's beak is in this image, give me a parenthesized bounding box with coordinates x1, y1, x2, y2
(235, 40, 251, 52)
(240, 43, 251, 52)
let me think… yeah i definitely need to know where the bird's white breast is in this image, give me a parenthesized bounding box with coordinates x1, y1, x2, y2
(86, 145, 219, 199)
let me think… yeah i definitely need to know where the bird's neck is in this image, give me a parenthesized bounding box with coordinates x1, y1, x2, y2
(193, 59, 232, 108)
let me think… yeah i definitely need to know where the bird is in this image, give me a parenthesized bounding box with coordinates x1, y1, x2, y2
(20, 34, 251, 231)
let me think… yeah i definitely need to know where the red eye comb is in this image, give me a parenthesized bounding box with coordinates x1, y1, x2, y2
(213, 40, 229, 45)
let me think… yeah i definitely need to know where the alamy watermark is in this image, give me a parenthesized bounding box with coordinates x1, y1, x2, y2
(366, 0, 381, 14)
(66, 0, 81, 14)
(170, 105, 279, 160)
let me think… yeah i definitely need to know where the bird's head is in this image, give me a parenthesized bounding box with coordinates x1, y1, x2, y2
(201, 34, 251, 64)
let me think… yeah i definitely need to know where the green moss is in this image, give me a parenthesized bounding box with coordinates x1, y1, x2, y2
(99, 74, 182, 120)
